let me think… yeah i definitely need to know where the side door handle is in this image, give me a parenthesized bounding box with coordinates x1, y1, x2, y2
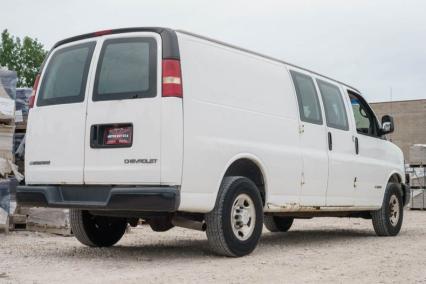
(355, 137, 359, 154)
(90, 125, 99, 148)
(328, 132, 332, 151)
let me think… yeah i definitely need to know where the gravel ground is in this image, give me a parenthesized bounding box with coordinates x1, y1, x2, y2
(1, 210, 425, 284)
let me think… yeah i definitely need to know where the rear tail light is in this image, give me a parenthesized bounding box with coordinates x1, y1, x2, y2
(29, 74, 40, 109)
(162, 59, 182, 98)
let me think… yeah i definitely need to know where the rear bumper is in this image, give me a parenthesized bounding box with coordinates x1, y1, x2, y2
(16, 185, 180, 212)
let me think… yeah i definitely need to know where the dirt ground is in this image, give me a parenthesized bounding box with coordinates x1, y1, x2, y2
(1, 210, 425, 284)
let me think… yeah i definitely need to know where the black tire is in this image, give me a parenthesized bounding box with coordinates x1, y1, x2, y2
(371, 183, 404, 236)
(205, 176, 263, 257)
(264, 215, 294, 232)
(70, 209, 127, 247)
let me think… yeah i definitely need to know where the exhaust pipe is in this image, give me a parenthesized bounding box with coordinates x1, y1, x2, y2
(172, 216, 206, 231)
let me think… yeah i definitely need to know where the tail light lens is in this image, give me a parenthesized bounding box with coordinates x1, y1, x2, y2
(162, 59, 182, 98)
(29, 74, 40, 109)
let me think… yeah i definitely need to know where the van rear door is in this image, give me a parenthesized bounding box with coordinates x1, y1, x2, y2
(25, 40, 96, 184)
(84, 32, 162, 184)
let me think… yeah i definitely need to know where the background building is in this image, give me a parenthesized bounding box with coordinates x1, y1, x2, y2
(371, 99, 426, 162)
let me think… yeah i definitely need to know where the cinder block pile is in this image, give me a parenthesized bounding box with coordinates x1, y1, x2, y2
(408, 144, 426, 210)
(0, 70, 70, 234)
(13, 88, 31, 176)
(0, 70, 23, 232)
(0, 70, 20, 177)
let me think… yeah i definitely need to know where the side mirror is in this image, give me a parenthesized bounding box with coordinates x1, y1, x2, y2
(380, 115, 394, 135)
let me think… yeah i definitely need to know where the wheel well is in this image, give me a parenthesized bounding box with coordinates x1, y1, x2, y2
(389, 173, 401, 184)
(224, 158, 265, 205)
(388, 173, 408, 204)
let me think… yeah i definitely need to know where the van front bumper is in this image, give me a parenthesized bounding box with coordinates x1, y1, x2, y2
(16, 185, 180, 212)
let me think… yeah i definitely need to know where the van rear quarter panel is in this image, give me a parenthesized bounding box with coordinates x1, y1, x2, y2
(177, 33, 303, 212)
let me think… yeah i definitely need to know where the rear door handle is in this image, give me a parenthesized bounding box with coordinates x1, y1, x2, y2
(90, 125, 99, 148)
(328, 132, 332, 151)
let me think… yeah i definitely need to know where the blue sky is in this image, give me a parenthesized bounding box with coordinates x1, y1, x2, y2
(2, 0, 425, 102)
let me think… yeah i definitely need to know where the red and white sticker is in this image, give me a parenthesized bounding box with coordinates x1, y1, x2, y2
(104, 127, 132, 145)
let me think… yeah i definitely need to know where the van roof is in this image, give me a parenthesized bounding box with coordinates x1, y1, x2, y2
(52, 27, 360, 93)
(176, 30, 360, 93)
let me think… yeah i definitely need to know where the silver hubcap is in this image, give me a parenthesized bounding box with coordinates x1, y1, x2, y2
(231, 194, 256, 241)
(389, 195, 400, 226)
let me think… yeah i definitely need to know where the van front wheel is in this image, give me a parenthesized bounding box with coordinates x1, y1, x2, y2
(205, 176, 263, 257)
(70, 209, 127, 247)
(371, 183, 403, 236)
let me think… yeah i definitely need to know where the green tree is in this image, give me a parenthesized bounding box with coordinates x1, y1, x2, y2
(0, 29, 47, 87)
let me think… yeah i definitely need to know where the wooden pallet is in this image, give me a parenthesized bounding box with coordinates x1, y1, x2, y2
(26, 223, 72, 236)
(8, 214, 27, 231)
(26, 208, 71, 236)
(14, 125, 27, 132)
(0, 211, 9, 233)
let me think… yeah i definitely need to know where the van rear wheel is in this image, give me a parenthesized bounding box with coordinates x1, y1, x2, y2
(371, 183, 404, 236)
(205, 176, 263, 257)
(264, 215, 294, 232)
(70, 209, 127, 247)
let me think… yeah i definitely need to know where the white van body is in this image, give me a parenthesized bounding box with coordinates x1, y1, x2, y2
(17, 28, 409, 256)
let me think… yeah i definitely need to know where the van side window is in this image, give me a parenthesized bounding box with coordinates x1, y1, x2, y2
(348, 92, 378, 136)
(93, 37, 157, 101)
(290, 71, 323, 125)
(37, 42, 96, 106)
(316, 80, 349, 131)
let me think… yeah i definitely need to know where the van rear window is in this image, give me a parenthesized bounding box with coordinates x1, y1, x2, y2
(37, 42, 95, 107)
(93, 37, 157, 101)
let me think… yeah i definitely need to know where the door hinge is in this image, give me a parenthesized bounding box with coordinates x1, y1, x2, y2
(354, 177, 357, 188)
(299, 124, 305, 134)
(301, 172, 305, 186)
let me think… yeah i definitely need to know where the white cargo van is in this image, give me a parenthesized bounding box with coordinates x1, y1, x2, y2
(17, 28, 410, 257)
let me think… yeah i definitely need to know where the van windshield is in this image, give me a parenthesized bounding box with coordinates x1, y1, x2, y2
(93, 37, 157, 101)
(37, 42, 96, 106)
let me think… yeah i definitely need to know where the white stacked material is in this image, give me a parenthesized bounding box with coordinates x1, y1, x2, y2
(408, 166, 425, 188)
(407, 163, 426, 209)
(0, 125, 14, 156)
(0, 126, 16, 176)
(411, 178, 425, 188)
(0, 179, 17, 232)
(15, 88, 31, 126)
(0, 70, 20, 180)
(409, 144, 426, 165)
(411, 189, 426, 209)
(0, 70, 16, 122)
(27, 208, 72, 235)
(0, 70, 20, 232)
(0, 97, 15, 121)
(0, 208, 8, 232)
